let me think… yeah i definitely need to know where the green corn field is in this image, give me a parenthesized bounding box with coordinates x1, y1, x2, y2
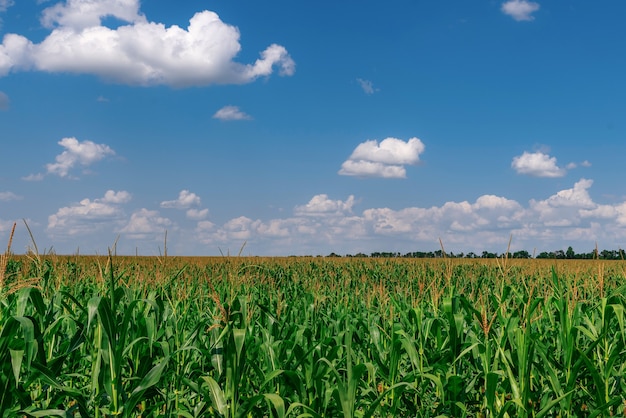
(1, 249, 626, 417)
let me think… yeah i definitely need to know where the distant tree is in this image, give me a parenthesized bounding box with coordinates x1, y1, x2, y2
(512, 250, 531, 259)
(600, 249, 620, 260)
(327, 252, 341, 257)
(566, 246, 575, 259)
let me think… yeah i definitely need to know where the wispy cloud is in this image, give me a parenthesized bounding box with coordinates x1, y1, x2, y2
(22, 173, 45, 182)
(0, 191, 21, 201)
(0, 0, 14, 12)
(339, 137, 425, 179)
(501, 0, 540, 21)
(213, 105, 252, 121)
(0, 91, 9, 110)
(0, 1, 295, 87)
(511, 151, 566, 177)
(356, 78, 378, 95)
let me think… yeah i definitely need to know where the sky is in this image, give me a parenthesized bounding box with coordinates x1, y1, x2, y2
(1, 0, 625, 256)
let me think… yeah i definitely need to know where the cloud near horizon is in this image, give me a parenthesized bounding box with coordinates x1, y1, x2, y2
(0, 0, 295, 87)
(47, 190, 131, 238)
(39, 178, 626, 256)
(339, 137, 425, 179)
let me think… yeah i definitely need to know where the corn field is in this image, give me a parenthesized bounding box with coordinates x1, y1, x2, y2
(1, 252, 625, 417)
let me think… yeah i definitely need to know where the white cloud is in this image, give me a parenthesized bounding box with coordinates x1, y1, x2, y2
(0, 91, 8, 110)
(501, 0, 540, 21)
(43, 137, 115, 178)
(41, 0, 145, 30)
(294, 194, 355, 217)
(119, 208, 172, 239)
(0, 0, 13, 13)
(102, 189, 131, 204)
(161, 190, 201, 209)
(47, 189, 131, 237)
(0, 1, 295, 87)
(511, 151, 566, 178)
(528, 179, 596, 227)
(213, 105, 252, 121)
(0, 191, 21, 201)
(356, 78, 377, 95)
(22, 173, 45, 182)
(533, 178, 595, 209)
(339, 160, 407, 179)
(339, 137, 425, 179)
(186, 208, 209, 220)
(33, 179, 626, 255)
(193, 180, 626, 255)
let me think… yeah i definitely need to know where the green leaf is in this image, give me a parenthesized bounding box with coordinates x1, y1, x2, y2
(201, 376, 228, 417)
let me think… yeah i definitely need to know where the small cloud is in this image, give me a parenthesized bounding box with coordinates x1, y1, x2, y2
(0, 191, 21, 201)
(97, 96, 109, 102)
(501, 0, 540, 21)
(161, 190, 202, 209)
(213, 105, 252, 121)
(339, 137, 425, 179)
(22, 173, 45, 181)
(294, 194, 355, 217)
(102, 190, 132, 204)
(565, 160, 592, 171)
(186, 208, 209, 220)
(0, 0, 13, 13)
(0, 91, 9, 110)
(356, 78, 378, 95)
(44, 137, 116, 178)
(511, 151, 566, 178)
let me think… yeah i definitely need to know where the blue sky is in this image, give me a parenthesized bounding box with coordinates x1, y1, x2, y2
(1, 0, 625, 256)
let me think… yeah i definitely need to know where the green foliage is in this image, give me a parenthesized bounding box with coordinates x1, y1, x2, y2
(0, 255, 625, 416)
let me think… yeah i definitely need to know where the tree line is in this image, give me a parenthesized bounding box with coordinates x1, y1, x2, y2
(326, 246, 626, 260)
